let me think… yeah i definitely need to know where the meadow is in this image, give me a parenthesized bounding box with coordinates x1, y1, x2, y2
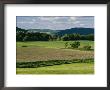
(16, 41, 94, 49)
(17, 63, 94, 74)
(16, 41, 94, 74)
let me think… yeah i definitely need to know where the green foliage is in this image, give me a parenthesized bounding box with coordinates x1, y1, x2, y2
(61, 34, 69, 41)
(23, 36, 28, 42)
(16, 59, 94, 68)
(17, 32, 53, 41)
(81, 34, 94, 41)
(64, 42, 68, 48)
(61, 34, 80, 41)
(16, 27, 94, 41)
(61, 33, 94, 41)
(70, 41, 80, 48)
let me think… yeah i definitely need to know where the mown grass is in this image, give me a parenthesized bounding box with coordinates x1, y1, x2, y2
(16, 63, 94, 74)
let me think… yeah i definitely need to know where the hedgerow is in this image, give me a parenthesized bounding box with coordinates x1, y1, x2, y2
(16, 58, 94, 68)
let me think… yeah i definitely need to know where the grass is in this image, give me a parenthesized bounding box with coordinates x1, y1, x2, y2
(17, 41, 94, 62)
(16, 41, 94, 49)
(16, 63, 94, 74)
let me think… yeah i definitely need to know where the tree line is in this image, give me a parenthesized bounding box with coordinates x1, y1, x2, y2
(16, 27, 94, 41)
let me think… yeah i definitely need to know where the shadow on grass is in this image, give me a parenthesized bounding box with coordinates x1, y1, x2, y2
(60, 47, 94, 51)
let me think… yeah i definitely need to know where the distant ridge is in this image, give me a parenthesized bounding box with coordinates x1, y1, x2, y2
(16, 27, 94, 35)
(56, 28, 94, 36)
(27, 29, 59, 34)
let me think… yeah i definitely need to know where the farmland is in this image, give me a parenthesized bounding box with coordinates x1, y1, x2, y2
(16, 41, 94, 62)
(16, 41, 94, 74)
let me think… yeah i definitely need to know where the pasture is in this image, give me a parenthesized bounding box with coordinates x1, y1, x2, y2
(16, 41, 94, 49)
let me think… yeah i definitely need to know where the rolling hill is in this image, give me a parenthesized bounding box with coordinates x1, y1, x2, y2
(56, 28, 94, 36)
(17, 27, 94, 36)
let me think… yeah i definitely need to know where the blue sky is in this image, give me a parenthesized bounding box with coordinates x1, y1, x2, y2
(16, 16, 94, 30)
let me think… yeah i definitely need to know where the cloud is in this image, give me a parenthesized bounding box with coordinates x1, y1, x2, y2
(74, 21, 80, 24)
(79, 24, 85, 27)
(39, 16, 60, 21)
(17, 16, 94, 30)
(32, 19, 36, 22)
(70, 17, 77, 21)
(17, 22, 27, 24)
(17, 21, 39, 24)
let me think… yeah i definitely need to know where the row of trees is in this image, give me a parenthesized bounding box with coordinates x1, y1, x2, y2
(61, 34, 94, 41)
(16, 32, 53, 41)
(16, 27, 94, 41)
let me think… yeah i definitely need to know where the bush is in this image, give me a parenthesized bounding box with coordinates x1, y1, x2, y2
(83, 45, 91, 50)
(70, 41, 80, 48)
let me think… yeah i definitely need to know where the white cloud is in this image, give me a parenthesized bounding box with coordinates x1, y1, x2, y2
(17, 21, 35, 24)
(79, 24, 85, 26)
(17, 22, 26, 24)
(39, 17, 60, 21)
(70, 17, 77, 21)
(32, 19, 36, 22)
(17, 16, 94, 29)
(74, 21, 80, 24)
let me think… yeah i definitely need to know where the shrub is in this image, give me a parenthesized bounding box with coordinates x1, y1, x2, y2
(64, 42, 68, 48)
(70, 41, 80, 48)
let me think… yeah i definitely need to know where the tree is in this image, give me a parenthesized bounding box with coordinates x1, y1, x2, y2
(65, 42, 68, 48)
(61, 34, 69, 41)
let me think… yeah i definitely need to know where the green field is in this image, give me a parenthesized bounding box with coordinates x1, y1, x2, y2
(17, 63, 94, 74)
(17, 41, 94, 49)
(16, 41, 94, 74)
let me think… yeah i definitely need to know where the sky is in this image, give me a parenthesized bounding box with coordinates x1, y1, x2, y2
(16, 16, 94, 30)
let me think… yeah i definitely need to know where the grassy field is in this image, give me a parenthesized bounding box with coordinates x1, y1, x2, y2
(16, 41, 94, 49)
(16, 41, 94, 74)
(17, 41, 94, 62)
(17, 63, 94, 74)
